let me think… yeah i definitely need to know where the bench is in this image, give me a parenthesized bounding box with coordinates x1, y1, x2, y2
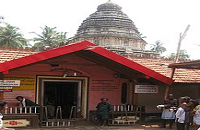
(108, 104, 145, 125)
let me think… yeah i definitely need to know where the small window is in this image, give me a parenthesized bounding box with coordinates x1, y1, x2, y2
(121, 83, 127, 104)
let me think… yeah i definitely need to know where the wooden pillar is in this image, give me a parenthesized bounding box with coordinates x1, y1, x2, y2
(129, 80, 133, 104)
(0, 73, 4, 100)
(164, 68, 175, 99)
(132, 80, 137, 105)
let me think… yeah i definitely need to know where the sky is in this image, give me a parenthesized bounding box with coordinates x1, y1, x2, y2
(1, 0, 200, 60)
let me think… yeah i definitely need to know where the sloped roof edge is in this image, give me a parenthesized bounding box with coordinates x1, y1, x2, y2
(0, 41, 173, 85)
(169, 60, 200, 69)
(0, 41, 91, 72)
(90, 47, 174, 85)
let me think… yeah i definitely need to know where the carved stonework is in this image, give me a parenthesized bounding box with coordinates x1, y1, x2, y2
(68, 1, 159, 57)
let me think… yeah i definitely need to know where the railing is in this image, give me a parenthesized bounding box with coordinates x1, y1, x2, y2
(42, 106, 76, 127)
(109, 104, 145, 125)
(112, 104, 142, 112)
(4, 106, 41, 114)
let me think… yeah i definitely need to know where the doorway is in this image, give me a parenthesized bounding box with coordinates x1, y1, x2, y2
(37, 76, 88, 119)
(43, 81, 78, 119)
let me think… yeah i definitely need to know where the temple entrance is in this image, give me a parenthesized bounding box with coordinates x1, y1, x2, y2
(43, 81, 79, 119)
(37, 76, 88, 119)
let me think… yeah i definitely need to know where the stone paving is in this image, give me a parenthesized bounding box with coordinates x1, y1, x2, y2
(12, 121, 198, 130)
(13, 122, 174, 130)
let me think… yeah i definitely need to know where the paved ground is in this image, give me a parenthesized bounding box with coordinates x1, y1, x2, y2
(11, 122, 185, 130)
(10, 121, 198, 130)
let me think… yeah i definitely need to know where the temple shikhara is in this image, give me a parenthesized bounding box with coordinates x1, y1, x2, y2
(68, 1, 159, 57)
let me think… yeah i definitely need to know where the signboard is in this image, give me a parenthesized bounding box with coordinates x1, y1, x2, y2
(0, 80, 20, 92)
(0, 80, 20, 86)
(4, 76, 36, 90)
(4, 119, 30, 127)
(0, 86, 13, 92)
(91, 80, 117, 91)
(135, 85, 158, 93)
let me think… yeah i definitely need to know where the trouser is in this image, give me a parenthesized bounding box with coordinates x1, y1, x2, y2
(185, 122, 190, 130)
(162, 119, 174, 128)
(177, 122, 185, 130)
(98, 115, 108, 126)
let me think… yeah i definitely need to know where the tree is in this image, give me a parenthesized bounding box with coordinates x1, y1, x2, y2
(150, 40, 167, 54)
(168, 49, 190, 59)
(56, 32, 68, 43)
(31, 26, 68, 50)
(0, 23, 28, 48)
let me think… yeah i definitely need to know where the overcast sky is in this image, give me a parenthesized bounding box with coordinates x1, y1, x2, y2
(1, 0, 200, 59)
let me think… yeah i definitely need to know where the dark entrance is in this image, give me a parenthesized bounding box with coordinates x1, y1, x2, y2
(43, 81, 78, 119)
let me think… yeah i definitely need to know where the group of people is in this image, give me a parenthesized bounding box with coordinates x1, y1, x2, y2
(1, 95, 200, 130)
(160, 93, 200, 130)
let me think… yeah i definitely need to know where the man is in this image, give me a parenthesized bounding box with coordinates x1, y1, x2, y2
(96, 98, 111, 127)
(16, 96, 39, 113)
(176, 102, 187, 130)
(161, 94, 178, 129)
(189, 100, 200, 130)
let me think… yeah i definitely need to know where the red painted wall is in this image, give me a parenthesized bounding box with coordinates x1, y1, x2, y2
(2, 54, 130, 112)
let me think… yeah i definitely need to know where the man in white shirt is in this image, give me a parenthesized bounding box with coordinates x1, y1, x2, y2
(176, 102, 187, 130)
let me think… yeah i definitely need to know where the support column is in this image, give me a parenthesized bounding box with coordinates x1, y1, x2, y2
(129, 80, 133, 104)
(0, 73, 4, 100)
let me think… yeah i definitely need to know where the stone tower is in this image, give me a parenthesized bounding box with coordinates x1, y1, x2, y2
(68, 1, 159, 57)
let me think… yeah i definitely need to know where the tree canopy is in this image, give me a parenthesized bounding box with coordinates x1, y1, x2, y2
(168, 49, 190, 60)
(31, 25, 68, 51)
(150, 40, 167, 54)
(0, 23, 28, 48)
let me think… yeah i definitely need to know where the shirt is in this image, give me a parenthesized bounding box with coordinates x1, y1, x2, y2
(193, 105, 200, 125)
(22, 98, 26, 107)
(176, 107, 185, 123)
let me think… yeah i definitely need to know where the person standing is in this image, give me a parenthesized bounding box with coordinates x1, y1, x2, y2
(0, 101, 15, 130)
(161, 94, 178, 129)
(176, 102, 187, 130)
(96, 98, 111, 127)
(15, 96, 39, 107)
(15, 96, 39, 113)
(190, 100, 200, 130)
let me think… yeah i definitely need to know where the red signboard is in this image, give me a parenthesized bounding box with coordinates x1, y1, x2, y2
(0, 86, 13, 92)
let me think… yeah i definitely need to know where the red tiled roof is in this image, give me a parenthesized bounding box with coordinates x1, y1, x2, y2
(0, 47, 37, 63)
(127, 56, 200, 83)
(0, 43, 199, 84)
(0, 41, 173, 85)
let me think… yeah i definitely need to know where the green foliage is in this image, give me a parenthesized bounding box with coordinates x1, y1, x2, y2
(0, 23, 28, 48)
(150, 40, 167, 54)
(31, 26, 68, 50)
(168, 49, 190, 59)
